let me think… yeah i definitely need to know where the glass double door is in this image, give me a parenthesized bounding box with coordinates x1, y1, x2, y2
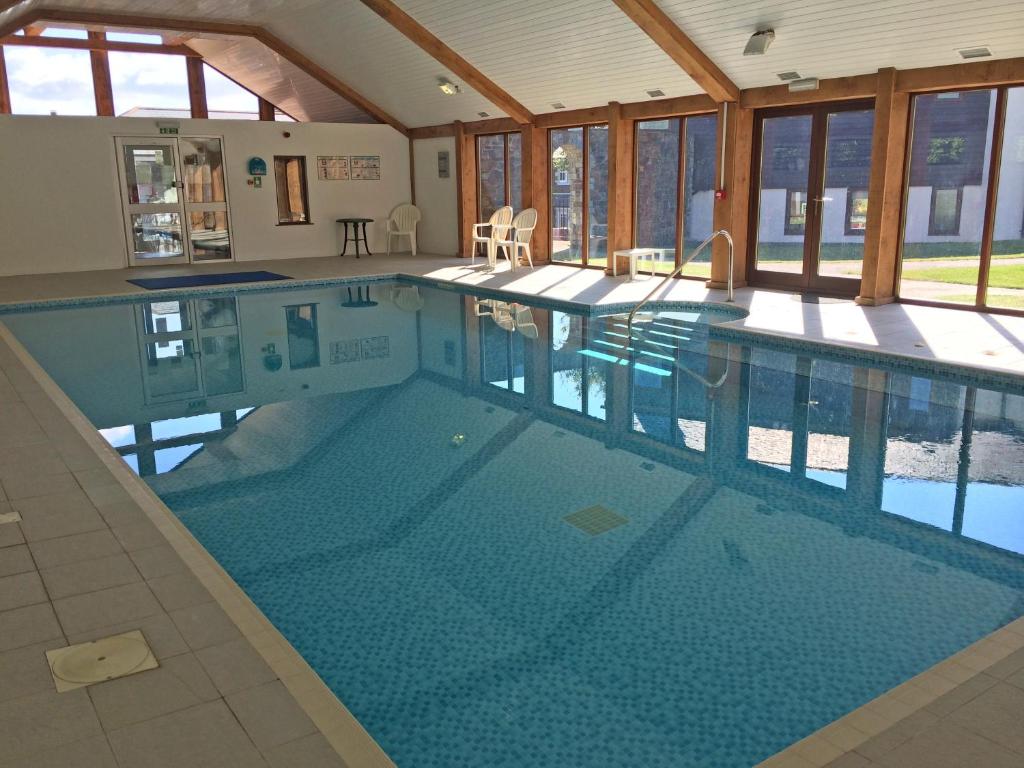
(116, 136, 233, 266)
(749, 102, 875, 294)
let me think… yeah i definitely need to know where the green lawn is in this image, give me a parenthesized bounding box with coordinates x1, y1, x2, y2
(937, 293, 1024, 309)
(902, 263, 1024, 288)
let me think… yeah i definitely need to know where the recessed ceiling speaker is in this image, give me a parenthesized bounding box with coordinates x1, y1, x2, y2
(743, 29, 775, 56)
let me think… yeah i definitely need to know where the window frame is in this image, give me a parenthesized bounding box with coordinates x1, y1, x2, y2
(475, 131, 521, 222)
(273, 155, 312, 225)
(547, 123, 609, 268)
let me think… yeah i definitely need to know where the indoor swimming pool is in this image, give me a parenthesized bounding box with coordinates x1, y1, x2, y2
(3, 278, 1023, 767)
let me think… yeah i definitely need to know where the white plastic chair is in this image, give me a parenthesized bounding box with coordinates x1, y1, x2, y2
(496, 208, 538, 270)
(472, 206, 513, 267)
(385, 203, 421, 256)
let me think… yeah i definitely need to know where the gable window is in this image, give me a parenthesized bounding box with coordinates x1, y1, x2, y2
(274, 156, 310, 224)
(845, 189, 869, 235)
(928, 187, 962, 236)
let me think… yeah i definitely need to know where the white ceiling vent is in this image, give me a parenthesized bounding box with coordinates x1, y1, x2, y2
(646, 89, 665, 98)
(958, 46, 992, 59)
(777, 71, 801, 81)
(551, 102, 566, 110)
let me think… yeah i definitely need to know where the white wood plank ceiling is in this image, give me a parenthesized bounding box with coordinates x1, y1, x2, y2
(5, 0, 1024, 128)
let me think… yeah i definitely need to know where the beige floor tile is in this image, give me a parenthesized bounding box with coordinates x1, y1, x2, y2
(0, 689, 102, 762)
(95, 500, 147, 528)
(227, 680, 317, 752)
(84, 483, 135, 510)
(2, 472, 80, 502)
(0, 570, 48, 612)
(265, 733, 348, 768)
(72, 468, 119, 493)
(0, 639, 68, 703)
(196, 637, 277, 696)
(15, 491, 106, 543)
(0, 456, 69, 484)
(824, 753, 873, 768)
(52, 582, 162, 635)
(40, 553, 141, 600)
(168, 601, 241, 651)
(0, 602, 63, 652)
(110, 520, 166, 552)
(923, 672, 998, 717)
(948, 682, 1024, 755)
(107, 700, 267, 768)
(0, 516, 24, 548)
(67, 613, 189, 662)
(876, 722, 1020, 768)
(88, 653, 220, 731)
(129, 544, 187, 580)
(984, 647, 1024, 680)
(0, 734, 118, 768)
(853, 709, 938, 761)
(0, 542, 34, 577)
(147, 570, 213, 613)
(28, 529, 124, 569)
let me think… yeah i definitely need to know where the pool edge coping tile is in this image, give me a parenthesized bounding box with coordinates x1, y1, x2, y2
(0, 322, 396, 768)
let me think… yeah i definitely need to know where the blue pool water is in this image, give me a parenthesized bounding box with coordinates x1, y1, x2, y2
(4, 279, 1023, 767)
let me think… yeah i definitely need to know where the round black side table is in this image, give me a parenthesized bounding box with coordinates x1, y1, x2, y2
(336, 218, 374, 257)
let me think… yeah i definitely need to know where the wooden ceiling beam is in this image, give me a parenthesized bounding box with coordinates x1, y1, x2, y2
(356, 0, 534, 125)
(740, 73, 878, 109)
(0, 34, 201, 56)
(0, 4, 37, 39)
(895, 57, 1024, 92)
(610, 0, 739, 103)
(21, 8, 409, 134)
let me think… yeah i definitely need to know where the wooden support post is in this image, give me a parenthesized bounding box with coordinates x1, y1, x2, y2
(605, 101, 634, 274)
(186, 57, 208, 119)
(408, 137, 416, 204)
(88, 31, 114, 117)
(257, 98, 275, 121)
(519, 122, 550, 263)
(455, 120, 476, 258)
(857, 68, 909, 306)
(709, 101, 752, 289)
(0, 47, 11, 114)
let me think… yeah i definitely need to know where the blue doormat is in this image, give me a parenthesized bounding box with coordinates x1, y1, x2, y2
(127, 271, 292, 290)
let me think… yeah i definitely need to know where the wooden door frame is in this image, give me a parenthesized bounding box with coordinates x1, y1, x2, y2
(746, 99, 875, 296)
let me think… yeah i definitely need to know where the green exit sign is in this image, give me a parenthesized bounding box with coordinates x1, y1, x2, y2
(159, 126, 179, 135)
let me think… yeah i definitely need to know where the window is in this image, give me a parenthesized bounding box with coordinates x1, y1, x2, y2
(549, 125, 608, 265)
(285, 304, 319, 369)
(928, 187, 962, 236)
(108, 51, 190, 117)
(476, 133, 522, 221)
(785, 189, 807, 235)
(3, 45, 96, 115)
(274, 156, 311, 224)
(845, 189, 869, 235)
(203, 64, 259, 118)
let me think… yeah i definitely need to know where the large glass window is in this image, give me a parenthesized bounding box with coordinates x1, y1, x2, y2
(108, 51, 190, 117)
(987, 87, 1024, 310)
(551, 312, 606, 420)
(476, 133, 521, 221)
(633, 114, 717, 277)
(899, 89, 999, 307)
(203, 63, 259, 118)
(549, 125, 608, 266)
(3, 44, 96, 115)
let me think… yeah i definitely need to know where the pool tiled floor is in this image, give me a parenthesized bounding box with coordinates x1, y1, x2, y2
(0, 253, 1021, 767)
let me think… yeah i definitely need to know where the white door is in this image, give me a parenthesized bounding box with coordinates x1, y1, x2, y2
(116, 136, 234, 266)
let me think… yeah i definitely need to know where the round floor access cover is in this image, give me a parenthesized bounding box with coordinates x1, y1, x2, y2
(51, 634, 153, 685)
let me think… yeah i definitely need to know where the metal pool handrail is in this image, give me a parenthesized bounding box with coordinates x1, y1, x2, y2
(624, 229, 734, 344)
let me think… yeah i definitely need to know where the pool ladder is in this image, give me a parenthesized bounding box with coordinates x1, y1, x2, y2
(624, 229, 734, 345)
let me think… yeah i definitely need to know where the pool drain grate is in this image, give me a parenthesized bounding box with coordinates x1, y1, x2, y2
(564, 505, 628, 535)
(46, 630, 158, 692)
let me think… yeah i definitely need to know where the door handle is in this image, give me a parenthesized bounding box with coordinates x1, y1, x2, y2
(813, 196, 832, 203)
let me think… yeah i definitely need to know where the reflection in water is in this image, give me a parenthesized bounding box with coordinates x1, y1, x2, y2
(4, 280, 1023, 767)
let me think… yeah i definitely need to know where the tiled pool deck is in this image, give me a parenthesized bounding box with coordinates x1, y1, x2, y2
(0, 253, 1021, 768)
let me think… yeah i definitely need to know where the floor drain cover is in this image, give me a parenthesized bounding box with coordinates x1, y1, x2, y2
(0, 511, 21, 525)
(564, 505, 628, 535)
(47, 630, 157, 692)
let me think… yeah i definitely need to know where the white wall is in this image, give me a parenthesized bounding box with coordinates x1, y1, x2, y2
(0, 115, 413, 276)
(412, 136, 458, 256)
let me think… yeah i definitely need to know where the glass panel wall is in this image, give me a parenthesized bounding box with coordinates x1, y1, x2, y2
(550, 127, 584, 264)
(899, 90, 997, 305)
(108, 52, 190, 117)
(4, 45, 96, 115)
(987, 87, 1024, 310)
(477, 134, 507, 221)
(508, 133, 523, 213)
(682, 114, 717, 275)
(587, 126, 609, 269)
(634, 119, 680, 276)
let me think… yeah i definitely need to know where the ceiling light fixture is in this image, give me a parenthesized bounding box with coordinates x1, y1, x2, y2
(743, 28, 775, 56)
(788, 77, 819, 93)
(438, 78, 461, 95)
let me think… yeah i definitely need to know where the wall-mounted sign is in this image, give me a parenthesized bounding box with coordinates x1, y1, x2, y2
(156, 121, 180, 135)
(351, 155, 381, 181)
(247, 157, 268, 176)
(317, 156, 350, 180)
(437, 150, 450, 179)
